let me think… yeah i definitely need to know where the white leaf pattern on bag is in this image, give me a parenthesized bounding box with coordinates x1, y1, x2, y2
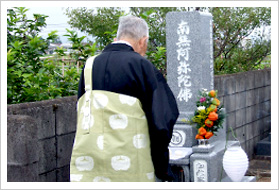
(93, 93, 108, 109)
(75, 156, 94, 171)
(70, 174, 83, 182)
(111, 155, 131, 171)
(146, 172, 154, 180)
(97, 135, 104, 150)
(119, 94, 137, 106)
(93, 176, 111, 182)
(109, 114, 128, 130)
(133, 134, 147, 149)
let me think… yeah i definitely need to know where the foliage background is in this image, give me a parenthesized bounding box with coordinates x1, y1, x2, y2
(7, 7, 271, 104)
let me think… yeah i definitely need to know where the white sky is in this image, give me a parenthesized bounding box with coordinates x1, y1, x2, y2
(25, 7, 94, 43)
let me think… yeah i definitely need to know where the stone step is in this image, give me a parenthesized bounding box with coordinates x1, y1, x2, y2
(221, 176, 256, 182)
(256, 133, 271, 156)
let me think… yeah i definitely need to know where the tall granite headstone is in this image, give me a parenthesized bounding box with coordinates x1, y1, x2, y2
(166, 11, 214, 123)
(167, 11, 218, 149)
(166, 11, 216, 182)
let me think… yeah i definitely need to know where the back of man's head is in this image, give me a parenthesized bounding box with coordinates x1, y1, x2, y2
(117, 15, 149, 41)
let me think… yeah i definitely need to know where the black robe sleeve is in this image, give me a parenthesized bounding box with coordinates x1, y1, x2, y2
(143, 67, 179, 181)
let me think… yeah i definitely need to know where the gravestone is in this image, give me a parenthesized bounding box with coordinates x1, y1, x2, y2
(166, 11, 214, 123)
(166, 11, 255, 182)
(166, 11, 217, 182)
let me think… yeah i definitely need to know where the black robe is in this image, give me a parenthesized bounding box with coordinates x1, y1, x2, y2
(77, 43, 179, 181)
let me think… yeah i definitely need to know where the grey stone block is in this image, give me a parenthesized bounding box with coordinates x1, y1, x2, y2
(192, 144, 215, 153)
(264, 69, 271, 86)
(246, 106, 255, 124)
(246, 90, 255, 107)
(226, 112, 236, 130)
(263, 116, 271, 131)
(190, 151, 219, 182)
(264, 85, 271, 101)
(235, 108, 246, 128)
(245, 138, 255, 160)
(241, 141, 247, 154)
(235, 72, 247, 93)
(254, 70, 265, 88)
(8, 105, 55, 140)
(235, 127, 246, 144)
(224, 76, 236, 95)
(245, 123, 253, 141)
(7, 162, 39, 182)
(215, 76, 224, 96)
(255, 87, 265, 105)
(235, 92, 246, 110)
(254, 104, 261, 121)
(221, 176, 256, 182)
(256, 137, 271, 156)
(254, 119, 262, 137)
(38, 138, 56, 174)
(224, 94, 236, 113)
(57, 133, 75, 168)
(56, 102, 77, 135)
(261, 100, 271, 118)
(7, 115, 39, 165)
(245, 71, 255, 90)
(57, 165, 70, 182)
(7, 96, 78, 139)
(39, 170, 57, 182)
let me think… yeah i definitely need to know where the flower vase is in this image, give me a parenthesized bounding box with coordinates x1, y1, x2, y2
(197, 139, 210, 146)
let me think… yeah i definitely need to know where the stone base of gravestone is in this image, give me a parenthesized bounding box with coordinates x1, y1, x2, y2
(190, 140, 252, 182)
(169, 123, 197, 147)
(169, 147, 192, 182)
(190, 151, 219, 182)
(221, 176, 256, 182)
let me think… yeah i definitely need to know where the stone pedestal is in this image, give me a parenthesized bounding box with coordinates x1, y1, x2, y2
(169, 147, 192, 182)
(190, 144, 219, 182)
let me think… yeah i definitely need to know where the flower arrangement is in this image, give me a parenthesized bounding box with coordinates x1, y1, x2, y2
(190, 89, 226, 140)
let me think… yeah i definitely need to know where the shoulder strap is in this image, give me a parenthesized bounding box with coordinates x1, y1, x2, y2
(84, 55, 97, 92)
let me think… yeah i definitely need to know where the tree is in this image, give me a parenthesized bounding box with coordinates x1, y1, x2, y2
(65, 7, 271, 75)
(209, 7, 271, 74)
(7, 7, 83, 104)
(65, 7, 191, 75)
(65, 7, 125, 49)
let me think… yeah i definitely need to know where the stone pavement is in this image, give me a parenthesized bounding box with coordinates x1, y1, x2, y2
(246, 155, 271, 182)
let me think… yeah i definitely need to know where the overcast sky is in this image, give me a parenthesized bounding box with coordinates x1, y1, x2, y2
(25, 7, 94, 44)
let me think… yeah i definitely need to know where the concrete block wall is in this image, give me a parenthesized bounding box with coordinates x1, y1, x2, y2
(214, 68, 271, 160)
(7, 96, 77, 182)
(7, 69, 271, 182)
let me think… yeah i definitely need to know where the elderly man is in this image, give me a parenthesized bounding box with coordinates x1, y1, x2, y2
(70, 15, 178, 182)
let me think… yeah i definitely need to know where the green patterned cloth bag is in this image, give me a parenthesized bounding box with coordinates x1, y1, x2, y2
(70, 56, 155, 182)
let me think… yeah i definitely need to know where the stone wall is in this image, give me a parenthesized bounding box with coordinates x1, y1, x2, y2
(7, 96, 77, 182)
(7, 68, 271, 182)
(214, 68, 271, 159)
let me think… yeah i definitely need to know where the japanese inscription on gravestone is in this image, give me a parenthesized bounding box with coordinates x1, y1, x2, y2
(167, 12, 214, 122)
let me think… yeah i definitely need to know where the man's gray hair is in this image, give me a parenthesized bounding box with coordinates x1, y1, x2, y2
(117, 15, 149, 40)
